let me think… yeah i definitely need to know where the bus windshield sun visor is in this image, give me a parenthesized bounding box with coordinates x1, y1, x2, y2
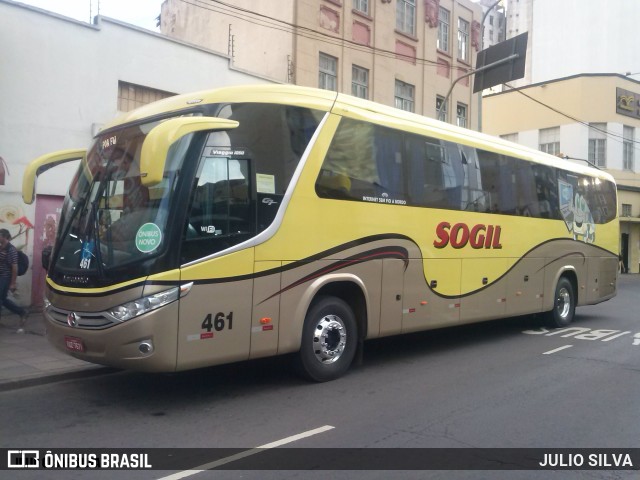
(22, 149, 87, 204)
(140, 116, 239, 187)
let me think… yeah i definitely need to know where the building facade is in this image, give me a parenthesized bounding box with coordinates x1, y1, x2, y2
(483, 74, 640, 273)
(160, 0, 483, 128)
(478, 0, 506, 48)
(505, 0, 640, 88)
(0, 0, 272, 309)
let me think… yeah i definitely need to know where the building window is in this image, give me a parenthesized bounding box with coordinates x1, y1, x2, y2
(623, 125, 634, 171)
(352, 65, 369, 99)
(588, 123, 607, 167)
(621, 204, 632, 217)
(437, 7, 450, 52)
(456, 103, 467, 128)
(353, 0, 369, 15)
(539, 127, 560, 155)
(117, 81, 175, 112)
(395, 80, 414, 112)
(396, 0, 416, 36)
(436, 95, 447, 121)
(319, 53, 338, 91)
(457, 18, 469, 62)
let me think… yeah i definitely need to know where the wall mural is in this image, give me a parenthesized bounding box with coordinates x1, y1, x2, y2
(0, 203, 33, 250)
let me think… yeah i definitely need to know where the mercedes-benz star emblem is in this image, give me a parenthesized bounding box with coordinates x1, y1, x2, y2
(67, 312, 80, 328)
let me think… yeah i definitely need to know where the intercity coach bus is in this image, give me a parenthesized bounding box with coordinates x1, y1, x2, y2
(23, 84, 619, 381)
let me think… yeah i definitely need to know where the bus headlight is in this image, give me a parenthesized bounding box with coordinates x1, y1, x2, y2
(108, 287, 179, 322)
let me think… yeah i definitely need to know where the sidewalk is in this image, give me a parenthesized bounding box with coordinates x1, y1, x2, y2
(0, 312, 114, 391)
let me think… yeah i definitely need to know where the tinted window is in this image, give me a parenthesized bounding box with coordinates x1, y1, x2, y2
(182, 104, 324, 263)
(315, 117, 616, 225)
(316, 118, 405, 204)
(406, 135, 465, 209)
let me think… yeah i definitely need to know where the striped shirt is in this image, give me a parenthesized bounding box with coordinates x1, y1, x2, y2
(0, 243, 17, 278)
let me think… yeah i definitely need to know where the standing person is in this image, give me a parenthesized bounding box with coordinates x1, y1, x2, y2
(0, 229, 28, 333)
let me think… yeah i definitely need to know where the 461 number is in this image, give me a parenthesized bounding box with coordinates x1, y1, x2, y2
(202, 312, 233, 332)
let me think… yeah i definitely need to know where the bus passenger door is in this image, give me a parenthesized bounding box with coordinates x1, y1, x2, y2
(176, 152, 256, 371)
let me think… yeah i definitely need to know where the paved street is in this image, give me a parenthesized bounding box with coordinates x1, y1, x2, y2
(1, 275, 639, 479)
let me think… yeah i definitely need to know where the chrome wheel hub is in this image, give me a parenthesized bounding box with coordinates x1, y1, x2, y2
(312, 315, 347, 364)
(556, 287, 571, 319)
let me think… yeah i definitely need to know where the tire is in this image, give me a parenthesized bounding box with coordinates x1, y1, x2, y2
(296, 296, 358, 382)
(545, 277, 576, 328)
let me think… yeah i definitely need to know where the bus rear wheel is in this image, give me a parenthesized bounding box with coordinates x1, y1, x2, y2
(545, 277, 576, 328)
(296, 296, 357, 382)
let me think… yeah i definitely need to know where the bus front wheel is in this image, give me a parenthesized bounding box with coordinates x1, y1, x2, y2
(296, 296, 357, 382)
(545, 277, 576, 328)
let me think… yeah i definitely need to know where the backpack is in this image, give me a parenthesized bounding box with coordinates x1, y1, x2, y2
(17, 249, 29, 276)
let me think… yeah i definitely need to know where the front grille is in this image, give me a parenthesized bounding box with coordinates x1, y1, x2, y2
(48, 307, 120, 330)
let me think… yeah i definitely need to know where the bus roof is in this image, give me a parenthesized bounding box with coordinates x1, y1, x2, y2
(101, 84, 615, 184)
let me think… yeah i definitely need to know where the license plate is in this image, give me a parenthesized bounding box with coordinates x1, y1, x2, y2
(64, 336, 85, 353)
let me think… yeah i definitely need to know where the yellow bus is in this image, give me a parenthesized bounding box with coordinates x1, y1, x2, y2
(23, 84, 619, 381)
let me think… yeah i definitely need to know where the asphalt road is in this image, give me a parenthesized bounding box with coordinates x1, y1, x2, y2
(2, 275, 639, 480)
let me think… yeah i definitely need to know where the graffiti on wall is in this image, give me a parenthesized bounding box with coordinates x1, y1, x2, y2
(0, 203, 33, 250)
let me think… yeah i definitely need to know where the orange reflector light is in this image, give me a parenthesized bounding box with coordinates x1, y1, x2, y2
(260, 317, 271, 324)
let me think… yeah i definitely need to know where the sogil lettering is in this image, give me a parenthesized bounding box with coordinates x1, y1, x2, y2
(433, 222, 503, 249)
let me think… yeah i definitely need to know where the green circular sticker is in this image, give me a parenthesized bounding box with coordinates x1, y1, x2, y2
(135, 223, 162, 253)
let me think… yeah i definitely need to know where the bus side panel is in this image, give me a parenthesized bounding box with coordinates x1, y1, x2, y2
(176, 279, 253, 371)
(460, 258, 507, 323)
(417, 258, 461, 330)
(543, 255, 588, 312)
(401, 255, 453, 334)
(379, 258, 404, 337)
(505, 257, 545, 317)
(250, 262, 281, 359)
(586, 256, 617, 304)
(277, 259, 382, 354)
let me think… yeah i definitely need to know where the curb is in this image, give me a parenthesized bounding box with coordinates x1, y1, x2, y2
(0, 366, 120, 393)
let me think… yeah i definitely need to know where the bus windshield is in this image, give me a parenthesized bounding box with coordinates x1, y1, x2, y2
(55, 119, 187, 274)
(51, 102, 326, 283)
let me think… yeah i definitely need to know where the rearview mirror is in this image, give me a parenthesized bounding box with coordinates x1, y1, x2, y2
(140, 117, 239, 187)
(22, 149, 86, 204)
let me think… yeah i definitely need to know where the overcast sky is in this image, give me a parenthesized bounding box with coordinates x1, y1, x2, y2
(17, 0, 164, 31)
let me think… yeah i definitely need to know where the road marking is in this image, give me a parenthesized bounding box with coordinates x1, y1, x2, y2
(156, 425, 335, 480)
(543, 345, 573, 355)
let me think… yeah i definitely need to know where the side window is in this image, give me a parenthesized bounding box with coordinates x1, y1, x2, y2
(221, 103, 324, 234)
(476, 149, 517, 215)
(558, 171, 616, 225)
(406, 136, 464, 209)
(316, 118, 404, 203)
(513, 159, 540, 217)
(182, 146, 252, 263)
(589, 178, 617, 224)
(531, 164, 560, 219)
(460, 145, 488, 212)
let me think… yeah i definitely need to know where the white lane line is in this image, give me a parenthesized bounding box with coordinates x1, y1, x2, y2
(156, 425, 335, 480)
(543, 345, 573, 355)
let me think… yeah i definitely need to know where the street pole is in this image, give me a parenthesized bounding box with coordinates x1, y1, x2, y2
(437, 54, 518, 121)
(477, 0, 502, 132)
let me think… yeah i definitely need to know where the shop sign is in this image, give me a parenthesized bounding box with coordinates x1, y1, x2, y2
(616, 87, 640, 119)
